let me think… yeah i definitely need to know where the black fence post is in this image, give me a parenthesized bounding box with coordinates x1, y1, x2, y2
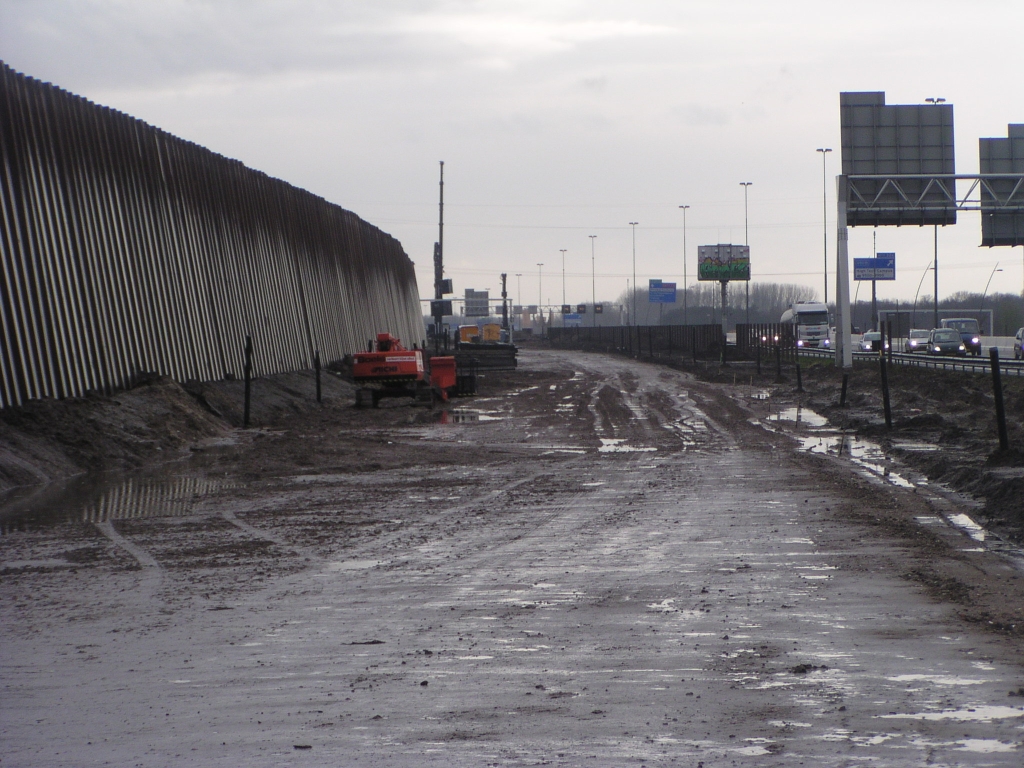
(990, 348, 1009, 451)
(775, 345, 782, 379)
(879, 352, 892, 430)
(840, 373, 849, 407)
(314, 349, 322, 403)
(795, 362, 803, 393)
(243, 335, 253, 428)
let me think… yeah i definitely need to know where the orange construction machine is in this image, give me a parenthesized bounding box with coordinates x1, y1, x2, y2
(352, 333, 469, 407)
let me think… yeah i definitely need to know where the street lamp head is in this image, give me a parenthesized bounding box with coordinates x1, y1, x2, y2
(629, 221, 638, 226)
(740, 182, 752, 187)
(678, 205, 690, 210)
(925, 97, 946, 104)
(816, 147, 832, 154)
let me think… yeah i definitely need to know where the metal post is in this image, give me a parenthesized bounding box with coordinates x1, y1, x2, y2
(879, 351, 892, 430)
(795, 361, 803, 393)
(679, 205, 689, 325)
(933, 225, 939, 329)
(629, 222, 639, 326)
(243, 335, 253, 428)
(990, 348, 1009, 451)
(741, 183, 752, 327)
(840, 373, 849, 407)
(589, 235, 597, 327)
(816, 148, 832, 305)
(314, 349, 321, 403)
(720, 280, 728, 366)
(560, 248, 567, 307)
(835, 175, 853, 368)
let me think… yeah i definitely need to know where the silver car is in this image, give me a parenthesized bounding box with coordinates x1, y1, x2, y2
(905, 328, 930, 353)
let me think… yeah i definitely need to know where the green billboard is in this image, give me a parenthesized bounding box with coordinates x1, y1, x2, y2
(698, 244, 750, 281)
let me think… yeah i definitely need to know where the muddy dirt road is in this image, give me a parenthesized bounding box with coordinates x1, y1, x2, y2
(3, 349, 1024, 766)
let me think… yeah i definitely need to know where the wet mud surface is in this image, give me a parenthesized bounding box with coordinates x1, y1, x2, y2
(3, 349, 1024, 766)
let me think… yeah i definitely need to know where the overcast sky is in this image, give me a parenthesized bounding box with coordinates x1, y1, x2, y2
(3, 0, 1022, 310)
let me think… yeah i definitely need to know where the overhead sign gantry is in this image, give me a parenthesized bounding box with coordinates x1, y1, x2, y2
(834, 92, 1024, 368)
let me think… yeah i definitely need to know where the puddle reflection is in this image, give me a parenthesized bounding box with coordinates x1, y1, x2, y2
(1, 474, 230, 532)
(437, 409, 502, 424)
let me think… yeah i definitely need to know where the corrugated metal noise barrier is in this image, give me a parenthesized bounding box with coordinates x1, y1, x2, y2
(0, 61, 423, 409)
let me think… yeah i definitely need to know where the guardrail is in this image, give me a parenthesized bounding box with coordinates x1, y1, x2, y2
(798, 347, 1024, 377)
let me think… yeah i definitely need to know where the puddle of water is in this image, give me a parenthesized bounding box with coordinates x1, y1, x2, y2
(438, 409, 502, 424)
(947, 513, 986, 542)
(327, 559, 387, 571)
(959, 739, 1018, 753)
(598, 438, 657, 454)
(797, 434, 916, 489)
(751, 391, 771, 401)
(891, 440, 940, 452)
(767, 406, 829, 428)
(879, 705, 1024, 722)
(1, 473, 231, 531)
(887, 674, 987, 686)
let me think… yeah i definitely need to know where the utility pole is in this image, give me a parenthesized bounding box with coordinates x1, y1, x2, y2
(589, 235, 597, 327)
(432, 161, 445, 348)
(515, 273, 522, 330)
(537, 263, 544, 333)
(816, 148, 832, 305)
(741, 183, 752, 326)
(629, 222, 639, 326)
(560, 249, 567, 306)
(678, 205, 690, 326)
(500, 273, 509, 331)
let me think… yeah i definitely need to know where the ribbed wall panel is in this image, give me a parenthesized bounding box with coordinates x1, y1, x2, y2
(0, 63, 423, 408)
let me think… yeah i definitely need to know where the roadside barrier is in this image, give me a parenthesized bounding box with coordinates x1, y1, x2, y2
(1, 63, 422, 409)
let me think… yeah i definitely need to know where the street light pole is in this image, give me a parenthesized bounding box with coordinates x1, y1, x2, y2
(678, 205, 689, 325)
(560, 249, 567, 307)
(629, 222, 639, 326)
(537, 263, 544, 331)
(980, 262, 1003, 335)
(911, 260, 933, 329)
(515, 273, 522, 330)
(589, 235, 597, 326)
(816, 148, 832, 305)
(740, 183, 752, 326)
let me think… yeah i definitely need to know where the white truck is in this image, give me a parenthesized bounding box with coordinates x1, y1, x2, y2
(781, 301, 830, 348)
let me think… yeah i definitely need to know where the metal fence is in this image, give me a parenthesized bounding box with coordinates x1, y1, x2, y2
(0, 62, 423, 409)
(548, 324, 723, 359)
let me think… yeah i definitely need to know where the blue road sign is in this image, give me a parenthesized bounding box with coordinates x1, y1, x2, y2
(649, 280, 677, 303)
(854, 254, 896, 281)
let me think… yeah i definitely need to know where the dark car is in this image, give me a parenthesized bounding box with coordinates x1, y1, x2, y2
(940, 318, 981, 356)
(905, 328, 930, 353)
(927, 328, 967, 356)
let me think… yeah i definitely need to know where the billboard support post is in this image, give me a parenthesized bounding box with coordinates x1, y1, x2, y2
(835, 176, 852, 368)
(720, 280, 728, 366)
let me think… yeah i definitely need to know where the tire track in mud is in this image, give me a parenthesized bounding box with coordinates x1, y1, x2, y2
(94, 520, 163, 593)
(322, 459, 591, 569)
(566, 353, 731, 452)
(220, 508, 321, 563)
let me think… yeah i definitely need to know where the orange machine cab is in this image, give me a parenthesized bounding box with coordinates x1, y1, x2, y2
(352, 334, 424, 381)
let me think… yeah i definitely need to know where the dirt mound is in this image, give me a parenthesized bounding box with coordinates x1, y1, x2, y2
(0, 370, 356, 493)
